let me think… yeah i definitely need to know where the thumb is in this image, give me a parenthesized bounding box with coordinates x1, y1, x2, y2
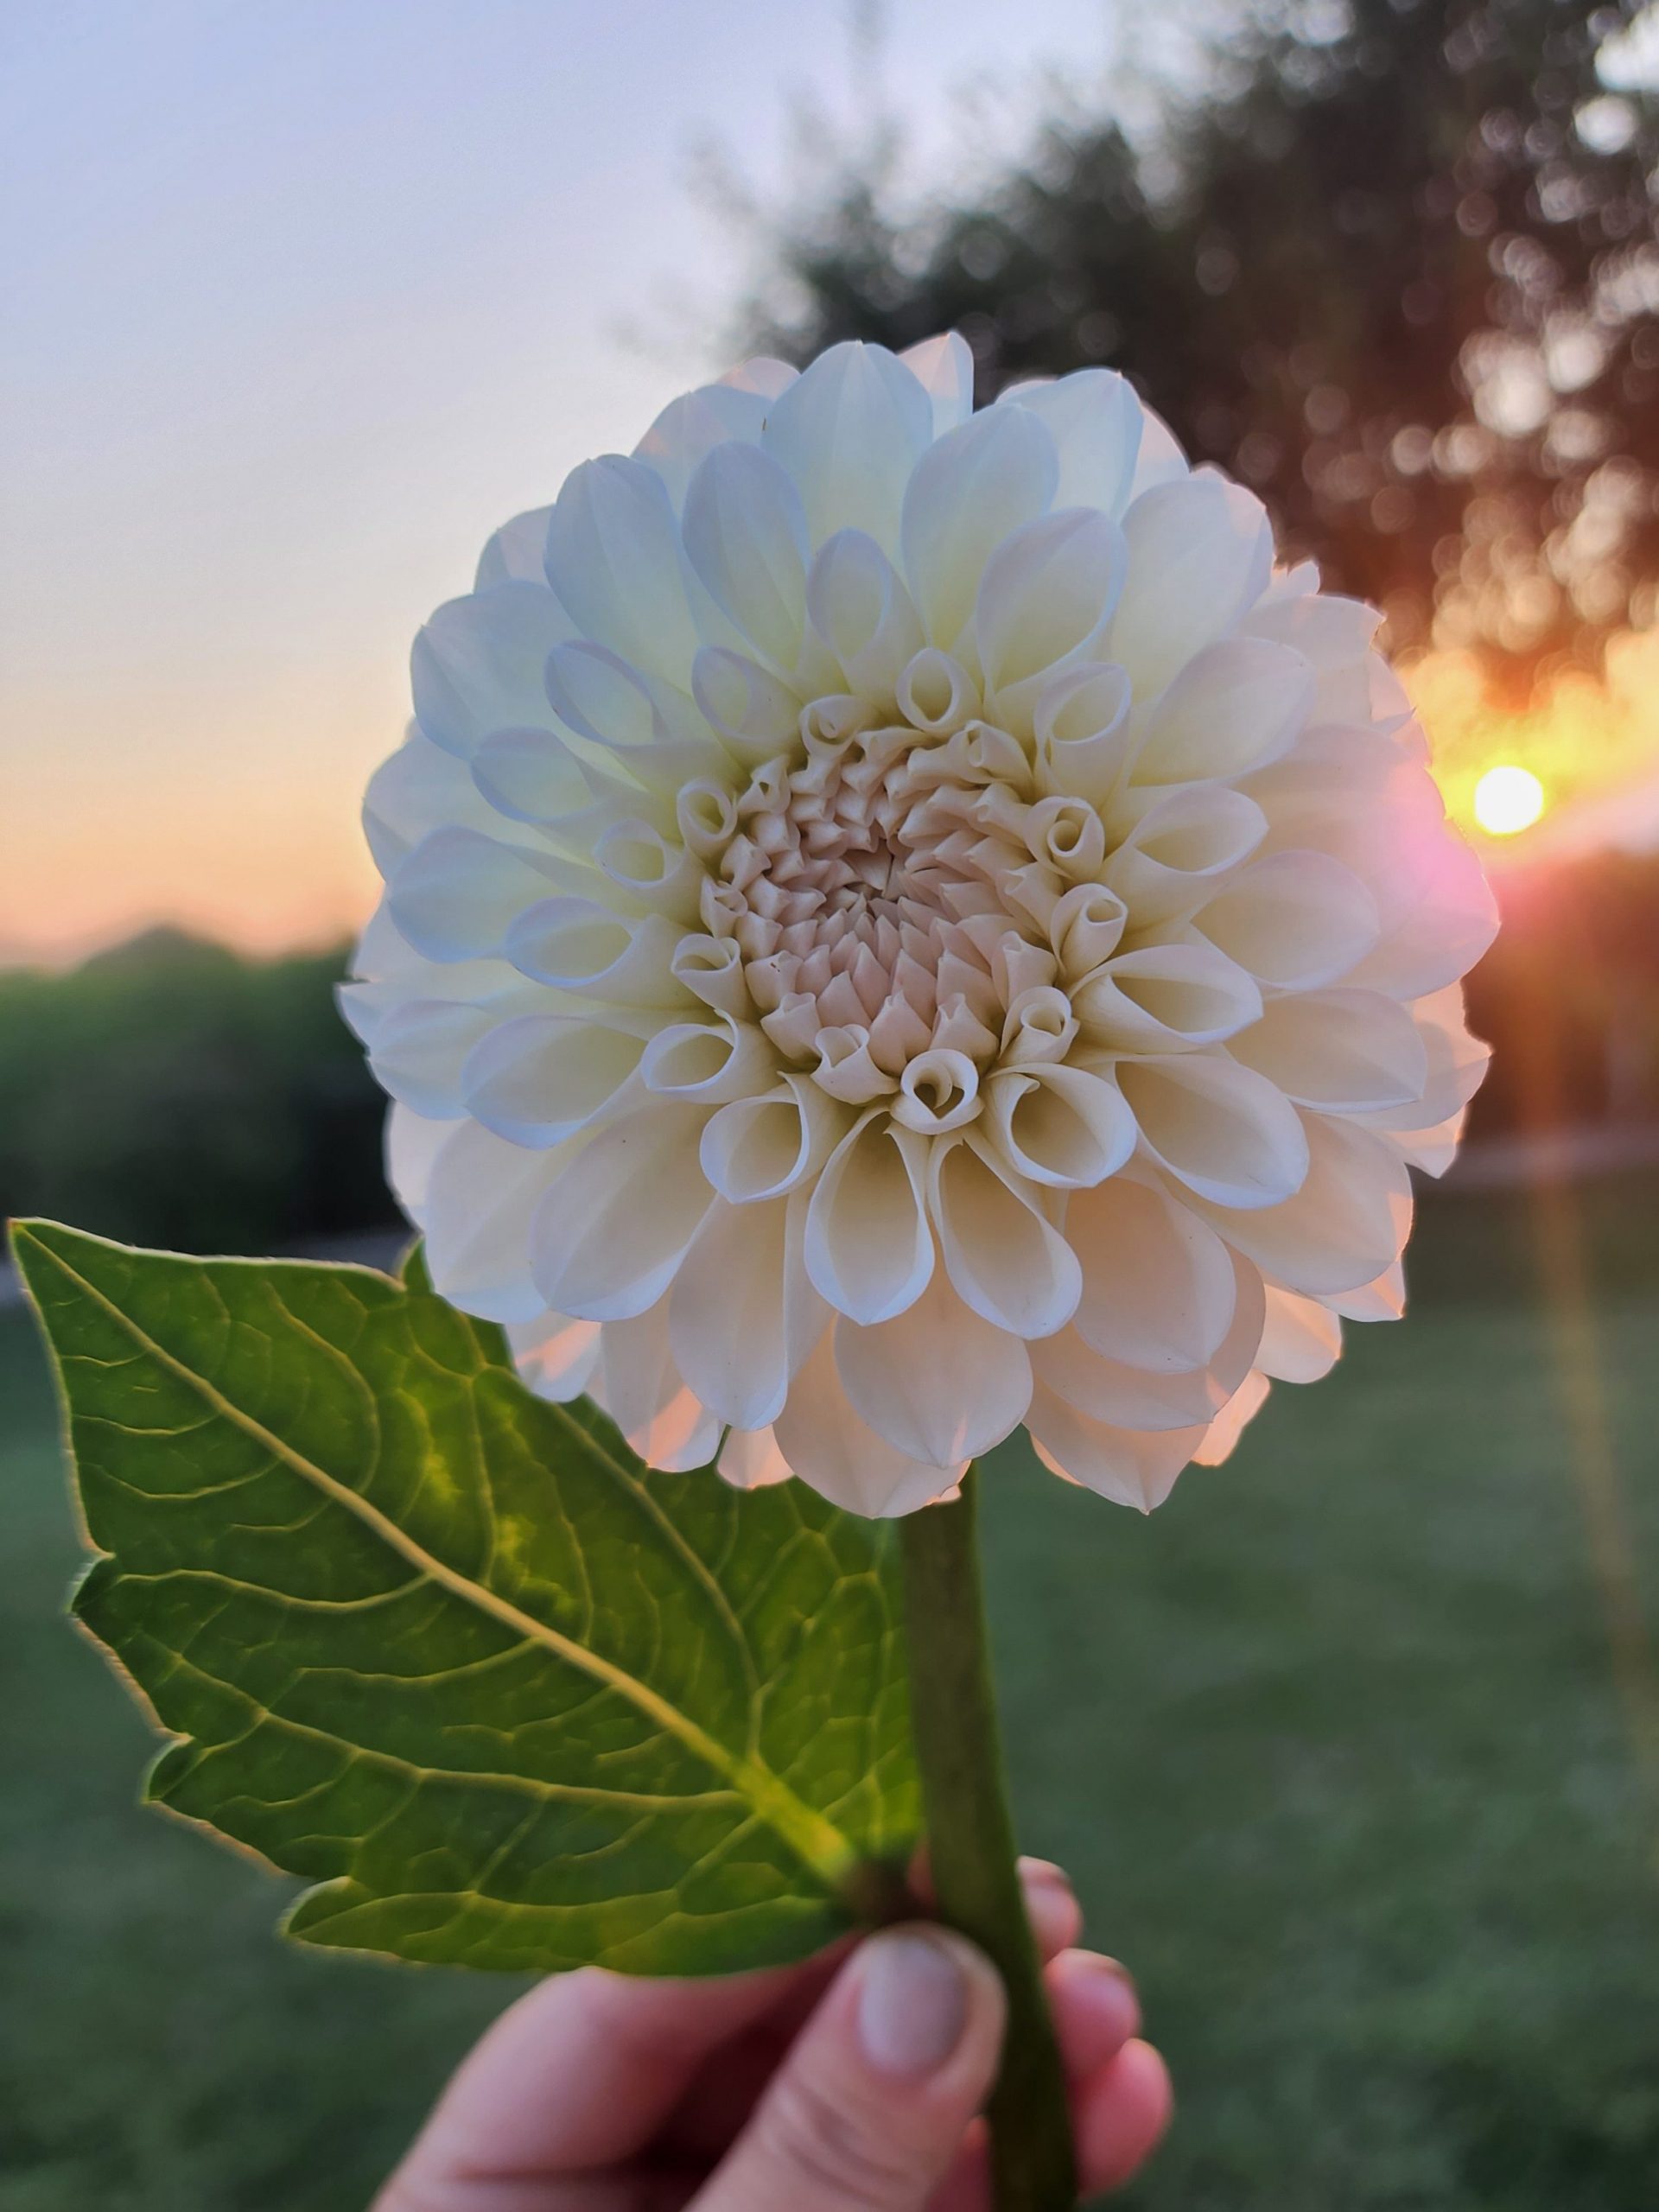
(693, 1924, 1006, 2212)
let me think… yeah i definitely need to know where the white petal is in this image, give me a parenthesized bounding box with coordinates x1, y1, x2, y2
(1194, 851, 1381, 989)
(598, 1300, 721, 1472)
(1109, 473, 1274, 694)
(543, 639, 710, 788)
(717, 1427, 795, 1491)
(529, 1105, 715, 1321)
(983, 1063, 1137, 1189)
(897, 647, 980, 731)
(772, 1327, 962, 1518)
(1325, 1258, 1406, 1321)
(544, 455, 705, 687)
(1351, 984, 1490, 1132)
(411, 582, 575, 759)
(761, 340, 934, 551)
(1033, 662, 1135, 806)
(387, 828, 571, 963)
(639, 1014, 776, 1105)
(505, 899, 687, 1007)
(1074, 940, 1262, 1052)
(806, 530, 925, 697)
(671, 1193, 827, 1431)
(632, 379, 771, 510)
(836, 1271, 1032, 1465)
(1256, 1286, 1343, 1382)
(1103, 784, 1268, 925)
(973, 508, 1128, 705)
(1131, 637, 1313, 785)
(425, 1118, 572, 1324)
(682, 441, 811, 674)
(367, 997, 497, 1119)
(691, 646, 804, 760)
(1049, 881, 1129, 976)
(470, 726, 602, 827)
(804, 1112, 934, 1323)
(475, 506, 555, 590)
(1026, 1386, 1206, 1510)
(1344, 817, 1499, 999)
(1119, 1053, 1310, 1209)
(928, 1134, 1083, 1338)
(1126, 402, 1188, 498)
(506, 1310, 603, 1402)
(1066, 1170, 1239, 1371)
(996, 368, 1143, 516)
(350, 901, 521, 1014)
(899, 331, 976, 435)
(1228, 990, 1429, 1113)
(701, 1077, 847, 1203)
(1191, 1370, 1271, 1466)
(1190, 1113, 1412, 1296)
(365, 728, 512, 873)
(720, 355, 798, 400)
(1030, 1250, 1263, 1430)
(385, 1101, 452, 1218)
(461, 1013, 646, 1146)
(591, 817, 702, 923)
(900, 405, 1058, 653)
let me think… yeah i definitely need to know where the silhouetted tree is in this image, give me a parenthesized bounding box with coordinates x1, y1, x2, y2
(745, 0, 1659, 690)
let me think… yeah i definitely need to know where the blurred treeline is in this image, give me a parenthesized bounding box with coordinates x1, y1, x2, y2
(0, 931, 393, 1256)
(3, 861, 1656, 1255)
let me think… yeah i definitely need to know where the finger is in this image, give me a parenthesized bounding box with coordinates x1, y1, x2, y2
(693, 1925, 1005, 2212)
(658, 1860, 1077, 2165)
(381, 1958, 810, 2195)
(923, 1953, 1156, 2212)
(1047, 1949, 1141, 2079)
(1015, 1859, 1085, 1961)
(1074, 2038, 1173, 2193)
(907, 1849, 1084, 1964)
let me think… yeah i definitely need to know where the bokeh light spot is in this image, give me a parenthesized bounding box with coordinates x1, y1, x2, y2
(1473, 763, 1547, 837)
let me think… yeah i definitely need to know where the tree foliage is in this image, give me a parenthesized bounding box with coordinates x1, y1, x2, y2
(0, 930, 393, 1253)
(747, 0, 1659, 685)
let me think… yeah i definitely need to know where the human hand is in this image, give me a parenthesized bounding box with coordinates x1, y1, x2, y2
(376, 1859, 1171, 2210)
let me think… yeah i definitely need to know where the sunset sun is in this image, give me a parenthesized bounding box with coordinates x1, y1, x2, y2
(1473, 763, 1547, 838)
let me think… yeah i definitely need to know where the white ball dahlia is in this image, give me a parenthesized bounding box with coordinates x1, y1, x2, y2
(346, 334, 1497, 1517)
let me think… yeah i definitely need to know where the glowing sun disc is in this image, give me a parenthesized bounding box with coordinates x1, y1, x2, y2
(1473, 763, 1546, 836)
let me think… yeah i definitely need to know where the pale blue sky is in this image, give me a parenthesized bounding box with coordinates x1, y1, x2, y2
(0, 0, 1134, 962)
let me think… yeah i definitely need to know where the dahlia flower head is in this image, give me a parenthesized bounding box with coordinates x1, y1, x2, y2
(347, 334, 1497, 1517)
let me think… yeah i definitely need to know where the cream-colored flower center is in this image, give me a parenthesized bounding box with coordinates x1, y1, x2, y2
(699, 703, 1080, 1113)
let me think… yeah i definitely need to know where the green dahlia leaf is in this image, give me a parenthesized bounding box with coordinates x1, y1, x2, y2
(13, 1219, 918, 1974)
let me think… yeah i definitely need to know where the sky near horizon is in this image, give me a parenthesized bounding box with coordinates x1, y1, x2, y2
(0, 0, 1133, 967)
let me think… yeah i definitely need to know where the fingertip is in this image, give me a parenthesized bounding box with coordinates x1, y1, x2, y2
(1018, 1856, 1084, 1961)
(1048, 1949, 1141, 2077)
(1075, 2037, 1174, 2195)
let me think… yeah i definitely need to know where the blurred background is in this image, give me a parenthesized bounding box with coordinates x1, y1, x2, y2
(3, 2, 1657, 2205)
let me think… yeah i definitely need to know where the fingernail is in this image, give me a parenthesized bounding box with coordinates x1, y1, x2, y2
(855, 1930, 970, 2078)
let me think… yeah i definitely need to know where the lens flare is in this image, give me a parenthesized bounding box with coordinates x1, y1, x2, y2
(1473, 763, 1546, 837)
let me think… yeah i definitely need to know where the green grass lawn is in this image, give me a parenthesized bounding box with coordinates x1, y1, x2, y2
(3, 1179, 1658, 2209)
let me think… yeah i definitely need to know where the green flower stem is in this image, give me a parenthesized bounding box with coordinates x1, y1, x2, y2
(898, 1463, 1077, 2212)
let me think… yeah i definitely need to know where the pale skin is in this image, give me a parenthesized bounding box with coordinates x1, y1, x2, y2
(377, 1859, 1172, 2212)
